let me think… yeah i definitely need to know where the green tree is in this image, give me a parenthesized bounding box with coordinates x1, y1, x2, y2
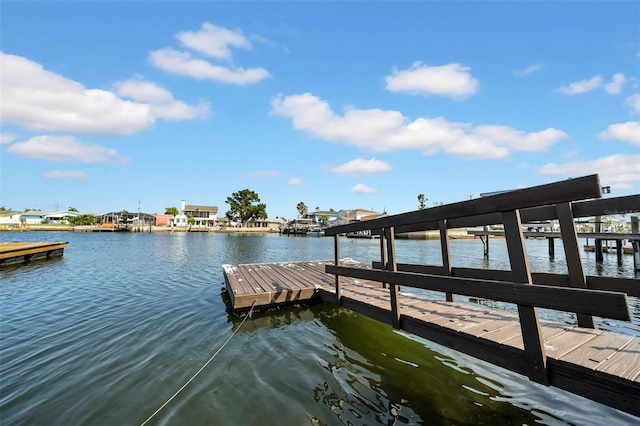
(165, 207, 179, 216)
(418, 194, 427, 210)
(68, 207, 78, 212)
(319, 214, 329, 224)
(69, 214, 95, 226)
(225, 189, 267, 224)
(297, 202, 308, 217)
(187, 216, 196, 226)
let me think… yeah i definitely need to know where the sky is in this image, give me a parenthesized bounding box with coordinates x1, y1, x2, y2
(1, 1, 639, 219)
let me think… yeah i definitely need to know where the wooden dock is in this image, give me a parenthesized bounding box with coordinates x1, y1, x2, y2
(223, 259, 639, 417)
(222, 175, 640, 417)
(222, 259, 378, 310)
(0, 241, 68, 266)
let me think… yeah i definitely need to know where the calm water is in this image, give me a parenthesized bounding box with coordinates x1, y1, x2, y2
(1, 232, 638, 426)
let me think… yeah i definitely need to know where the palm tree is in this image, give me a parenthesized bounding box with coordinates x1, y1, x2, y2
(418, 194, 427, 210)
(297, 202, 308, 217)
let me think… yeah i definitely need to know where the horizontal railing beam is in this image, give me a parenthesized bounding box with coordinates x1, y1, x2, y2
(325, 175, 601, 236)
(372, 262, 640, 297)
(385, 194, 639, 234)
(325, 265, 630, 321)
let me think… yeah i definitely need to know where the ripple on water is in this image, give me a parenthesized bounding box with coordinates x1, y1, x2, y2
(1, 232, 638, 425)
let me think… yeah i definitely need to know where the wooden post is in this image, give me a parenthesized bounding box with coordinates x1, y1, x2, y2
(385, 227, 401, 329)
(334, 235, 341, 304)
(595, 216, 603, 262)
(439, 220, 454, 302)
(548, 237, 555, 257)
(556, 202, 595, 328)
(632, 216, 640, 271)
(379, 229, 388, 289)
(595, 239, 604, 262)
(616, 240, 623, 262)
(502, 209, 548, 385)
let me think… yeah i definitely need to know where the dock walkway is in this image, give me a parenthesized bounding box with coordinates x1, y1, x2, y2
(0, 241, 68, 266)
(222, 175, 640, 417)
(223, 259, 639, 417)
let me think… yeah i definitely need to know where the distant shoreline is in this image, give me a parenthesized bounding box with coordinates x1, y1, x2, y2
(0, 225, 480, 239)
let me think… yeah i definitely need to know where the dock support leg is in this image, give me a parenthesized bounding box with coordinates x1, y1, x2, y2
(616, 240, 623, 262)
(479, 235, 489, 257)
(548, 237, 555, 258)
(556, 202, 594, 328)
(633, 241, 640, 271)
(379, 230, 388, 289)
(595, 239, 603, 262)
(439, 220, 454, 302)
(503, 209, 548, 385)
(385, 227, 401, 329)
(334, 235, 341, 304)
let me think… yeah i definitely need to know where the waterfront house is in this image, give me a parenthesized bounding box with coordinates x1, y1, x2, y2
(0, 210, 22, 227)
(153, 214, 174, 227)
(44, 210, 83, 224)
(174, 200, 219, 227)
(308, 210, 339, 226)
(245, 217, 286, 232)
(19, 210, 47, 225)
(332, 209, 385, 226)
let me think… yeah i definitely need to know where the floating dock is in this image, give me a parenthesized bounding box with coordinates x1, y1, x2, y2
(223, 259, 639, 417)
(0, 242, 68, 266)
(222, 259, 376, 310)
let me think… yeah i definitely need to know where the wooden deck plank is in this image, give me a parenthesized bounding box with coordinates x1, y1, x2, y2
(542, 328, 602, 359)
(248, 263, 302, 292)
(595, 337, 640, 380)
(559, 332, 636, 370)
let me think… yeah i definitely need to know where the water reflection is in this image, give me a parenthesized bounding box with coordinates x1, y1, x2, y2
(226, 304, 635, 425)
(1, 232, 638, 426)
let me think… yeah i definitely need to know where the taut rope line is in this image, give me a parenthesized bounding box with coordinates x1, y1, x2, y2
(140, 300, 257, 426)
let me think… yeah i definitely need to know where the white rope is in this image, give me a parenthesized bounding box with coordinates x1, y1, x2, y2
(140, 300, 257, 426)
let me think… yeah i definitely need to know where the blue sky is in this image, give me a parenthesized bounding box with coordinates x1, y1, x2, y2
(1, 2, 638, 219)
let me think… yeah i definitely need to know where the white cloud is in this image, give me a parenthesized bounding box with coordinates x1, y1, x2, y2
(8, 135, 129, 163)
(1, 133, 16, 145)
(271, 93, 567, 160)
(605, 73, 627, 95)
(514, 63, 542, 77)
(331, 158, 392, 174)
(539, 154, 640, 191)
(351, 183, 378, 194)
(598, 121, 640, 145)
(113, 78, 209, 120)
(113, 78, 174, 103)
(43, 170, 88, 179)
(246, 170, 281, 178)
(556, 76, 602, 95)
(385, 62, 479, 99)
(176, 22, 251, 60)
(288, 177, 304, 186)
(0, 53, 204, 136)
(149, 48, 270, 85)
(624, 94, 640, 114)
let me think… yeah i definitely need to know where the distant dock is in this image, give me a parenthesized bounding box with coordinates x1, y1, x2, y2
(0, 242, 68, 266)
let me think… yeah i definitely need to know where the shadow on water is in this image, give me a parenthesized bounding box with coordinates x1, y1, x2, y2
(225, 302, 575, 425)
